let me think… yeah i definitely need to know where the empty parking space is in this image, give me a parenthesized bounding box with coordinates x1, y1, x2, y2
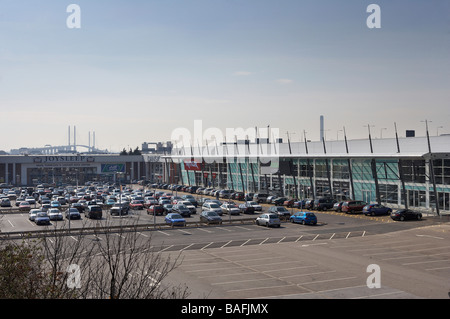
(167, 224, 450, 299)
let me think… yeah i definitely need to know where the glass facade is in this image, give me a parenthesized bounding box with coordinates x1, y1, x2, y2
(178, 155, 450, 213)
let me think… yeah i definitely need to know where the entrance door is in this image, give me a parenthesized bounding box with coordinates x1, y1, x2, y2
(362, 190, 371, 203)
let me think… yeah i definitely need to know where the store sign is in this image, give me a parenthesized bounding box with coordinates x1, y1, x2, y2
(33, 156, 95, 163)
(184, 161, 202, 171)
(101, 164, 125, 173)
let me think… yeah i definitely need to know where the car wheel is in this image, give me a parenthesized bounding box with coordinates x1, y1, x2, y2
(400, 216, 405, 221)
(417, 214, 422, 220)
(302, 220, 306, 225)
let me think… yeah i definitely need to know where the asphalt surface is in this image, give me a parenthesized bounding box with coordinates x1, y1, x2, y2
(1, 190, 449, 300)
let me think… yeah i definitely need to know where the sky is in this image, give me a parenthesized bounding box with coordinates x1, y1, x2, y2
(0, 0, 449, 153)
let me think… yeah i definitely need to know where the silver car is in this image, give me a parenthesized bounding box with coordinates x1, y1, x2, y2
(29, 209, 42, 221)
(256, 213, 281, 228)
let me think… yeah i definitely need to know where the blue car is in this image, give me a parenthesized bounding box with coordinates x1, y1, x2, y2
(165, 213, 186, 227)
(35, 212, 51, 225)
(363, 204, 392, 216)
(290, 211, 317, 225)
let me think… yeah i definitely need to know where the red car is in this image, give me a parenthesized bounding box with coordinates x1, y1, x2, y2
(147, 205, 164, 216)
(341, 200, 367, 213)
(130, 200, 144, 210)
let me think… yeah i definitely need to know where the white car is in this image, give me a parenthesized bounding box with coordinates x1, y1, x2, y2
(29, 209, 42, 221)
(48, 208, 63, 221)
(180, 200, 196, 213)
(246, 201, 262, 211)
(202, 202, 223, 216)
(220, 203, 241, 215)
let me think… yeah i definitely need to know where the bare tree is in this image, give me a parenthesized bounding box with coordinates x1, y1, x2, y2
(1, 217, 190, 299)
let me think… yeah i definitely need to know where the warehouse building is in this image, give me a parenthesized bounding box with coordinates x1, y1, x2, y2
(168, 134, 450, 215)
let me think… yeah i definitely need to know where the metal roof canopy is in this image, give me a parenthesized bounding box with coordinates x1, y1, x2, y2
(167, 135, 450, 160)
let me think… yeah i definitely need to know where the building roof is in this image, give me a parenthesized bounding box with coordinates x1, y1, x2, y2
(168, 135, 450, 160)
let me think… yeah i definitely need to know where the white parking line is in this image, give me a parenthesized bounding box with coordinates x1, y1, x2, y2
(259, 238, 269, 245)
(160, 245, 173, 252)
(235, 226, 252, 231)
(197, 228, 213, 233)
(240, 239, 251, 246)
(157, 230, 171, 236)
(201, 242, 214, 250)
(180, 244, 194, 251)
(295, 235, 303, 242)
(7, 220, 14, 227)
(178, 229, 192, 235)
(221, 240, 232, 248)
(215, 227, 232, 232)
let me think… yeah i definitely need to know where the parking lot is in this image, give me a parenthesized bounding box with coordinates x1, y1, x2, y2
(165, 223, 450, 299)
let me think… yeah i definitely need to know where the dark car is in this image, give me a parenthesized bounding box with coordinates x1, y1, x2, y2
(162, 204, 174, 214)
(268, 206, 291, 218)
(313, 198, 337, 211)
(341, 201, 367, 213)
(110, 203, 129, 216)
(390, 209, 422, 221)
(35, 212, 51, 225)
(363, 204, 392, 216)
(200, 211, 223, 224)
(238, 202, 256, 214)
(333, 201, 344, 212)
(272, 197, 288, 205)
(172, 204, 191, 217)
(86, 205, 103, 219)
(147, 205, 164, 216)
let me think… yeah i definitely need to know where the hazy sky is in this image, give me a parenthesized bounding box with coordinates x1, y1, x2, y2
(0, 0, 449, 152)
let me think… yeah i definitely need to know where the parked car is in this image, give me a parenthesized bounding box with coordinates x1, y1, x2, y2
(172, 204, 191, 217)
(180, 200, 197, 214)
(238, 202, 256, 214)
(65, 207, 81, 220)
(202, 202, 223, 216)
(363, 204, 392, 216)
(162, 204, 174, 214)
(165, 213, 186, 226)
(268, 206, 291, 218)
(0, 198, 11, 207)
(147, 205, 165, 216)
(86, 205, 103, 219)
(129, 200, 144, 210)
(200, 211, 223, 225)
(35, 212, 51, 225)
(272, 197, 288, 205)
(110, 203, 129, 216)
(220, 203, 241, 215)
(48, 208, 63, 221)
(290, 212, 317, 225)
(341, 200, 367, 213)
(313, 198, 337, 211)
(219, 190, 233, 199)
(19, 201, 31, 211)
(390, 209, 422, 221)
(72, 202, 85, 213)
(253, 193, 269, 203)
(181, 195, 198, 207)
(50, 200, 61, 209)
(284, 199, 296, 207)
(246, 201, 262, 211)
(255, 213, 281, 228)
(333, 201, 344, 212)
(29, 208, 41, 221)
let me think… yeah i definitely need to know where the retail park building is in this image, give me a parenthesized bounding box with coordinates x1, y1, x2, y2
(1, 135, 450, 214)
